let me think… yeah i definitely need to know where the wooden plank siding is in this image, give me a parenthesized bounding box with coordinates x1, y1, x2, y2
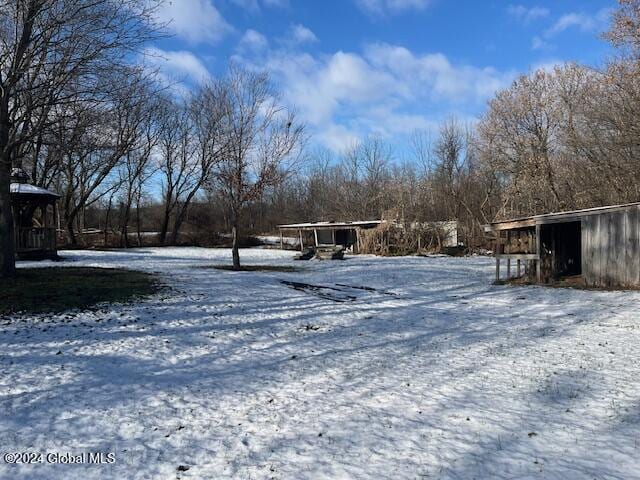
(623, 207, 636, 286)
(581, 205, 640, 287)
(632, 206, 639, 286)
(490, 203, 640, 287)
(581, 216, 590, 285)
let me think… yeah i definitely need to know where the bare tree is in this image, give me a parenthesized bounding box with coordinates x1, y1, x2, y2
(56, 70, 158, 245)
(213, 66, 305, 269)
(0, 0, 160, 276)
(157, 98, 194, 244)
(118, 93, 161, 247)
(170, 82, 228, 244)
(477, 70, 565, 218)
(604, 0, 640, 56)
(156, 84, 227, 245)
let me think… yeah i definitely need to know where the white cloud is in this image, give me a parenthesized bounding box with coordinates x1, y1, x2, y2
(528, 8, 611, 52)
(231, 0, 288, 13)
(263, 50, 400, 127)
(363, 43, 512, 101)
(143, 47, 211, 85)
(291, 24, 318, 44)
(156, 0, 233, 45)
(531, 36, 553, 51)
(317, 124, 360, 152)
(355, 0, 431, 17)
(530, 59, 564, 74)
(545, 8, 611, 37)
(507, 4, 549, 23)
(263, 0, 288, 7)
(547, 12, 595, 35)
(236, 42, 513, 151)
(238, 29, 269, 52)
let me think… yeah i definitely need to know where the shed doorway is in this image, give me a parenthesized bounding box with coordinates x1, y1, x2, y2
(540, 221, 581, 280)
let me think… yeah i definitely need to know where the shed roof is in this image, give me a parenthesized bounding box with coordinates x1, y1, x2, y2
(485, 201, 640, 231)
(10, 182, 60, 198)
(279, 220, 383, 230)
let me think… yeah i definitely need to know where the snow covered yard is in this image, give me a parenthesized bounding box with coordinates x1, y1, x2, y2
(1, 247, 640, 479)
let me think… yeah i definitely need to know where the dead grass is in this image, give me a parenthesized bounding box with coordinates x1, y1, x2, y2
(0, 267, 161, 315)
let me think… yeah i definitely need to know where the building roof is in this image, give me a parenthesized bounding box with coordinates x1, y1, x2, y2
(279, 220, 384, 230)
(10, 182, 60, 198)
(485, 201, 640, 231)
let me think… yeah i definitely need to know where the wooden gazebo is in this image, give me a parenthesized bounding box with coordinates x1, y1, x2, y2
(10, 168, 60, 259)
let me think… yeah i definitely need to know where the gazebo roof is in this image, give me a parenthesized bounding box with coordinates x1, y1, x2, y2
(10, 182, 60, 198)
(9, 167, 59, 199)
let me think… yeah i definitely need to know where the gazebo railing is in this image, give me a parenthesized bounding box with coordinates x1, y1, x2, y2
(15, 227, 56, 252)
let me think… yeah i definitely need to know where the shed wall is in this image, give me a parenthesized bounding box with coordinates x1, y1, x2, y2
(581, 205, 640, 287)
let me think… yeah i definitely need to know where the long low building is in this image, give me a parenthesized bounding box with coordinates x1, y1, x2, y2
(278, 220, 383, 253)
(485, 202, 640, 288)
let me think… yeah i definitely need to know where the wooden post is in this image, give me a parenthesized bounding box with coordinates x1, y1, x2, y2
(331, 229, 336, 246)
(313, 229, 319, 247)
(280, 229, 283, 250)
(299, 229, 304, 251)
(507, 258, 511, 279)
(517, 259, 521, 278)
(551, 227, 556, 279)
(496, 257, 500, 282)
(536, 224, 542, 283)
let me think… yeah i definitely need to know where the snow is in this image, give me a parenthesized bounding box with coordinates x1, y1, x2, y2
(2, 247, 640, 479)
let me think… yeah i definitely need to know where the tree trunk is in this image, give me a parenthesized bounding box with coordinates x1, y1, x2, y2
(104, 196, 112, 247)
(231, 221, 241, 270)
(0, 160, 16, 277)
(120, 201, 131, 248)
(135, 189, 143, 247)
(66, 219, 77, 246)
(170, 202, 191, 245)
(159, 202, 171, 245)
(120, 223, 129, 248)
(170, 208, 186, 245)
(170, 184, 202, 245)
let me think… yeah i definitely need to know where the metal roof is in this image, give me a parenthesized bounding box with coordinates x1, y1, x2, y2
(279, 220, 384, 229)
(10, 182, 60, 198)
(485, 201, 640, 231)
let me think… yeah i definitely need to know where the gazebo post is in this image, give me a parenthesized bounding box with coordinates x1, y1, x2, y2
(536, 224, 542, 283)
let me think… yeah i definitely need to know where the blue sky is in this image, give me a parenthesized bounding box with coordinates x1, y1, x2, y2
(148, 0, 615, 153)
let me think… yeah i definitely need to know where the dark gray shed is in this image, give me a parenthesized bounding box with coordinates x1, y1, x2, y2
(484, 202, 640, 287)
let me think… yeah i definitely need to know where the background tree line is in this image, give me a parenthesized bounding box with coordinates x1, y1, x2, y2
(3, 0, 640, 277)
(0, 0, 303, 273)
